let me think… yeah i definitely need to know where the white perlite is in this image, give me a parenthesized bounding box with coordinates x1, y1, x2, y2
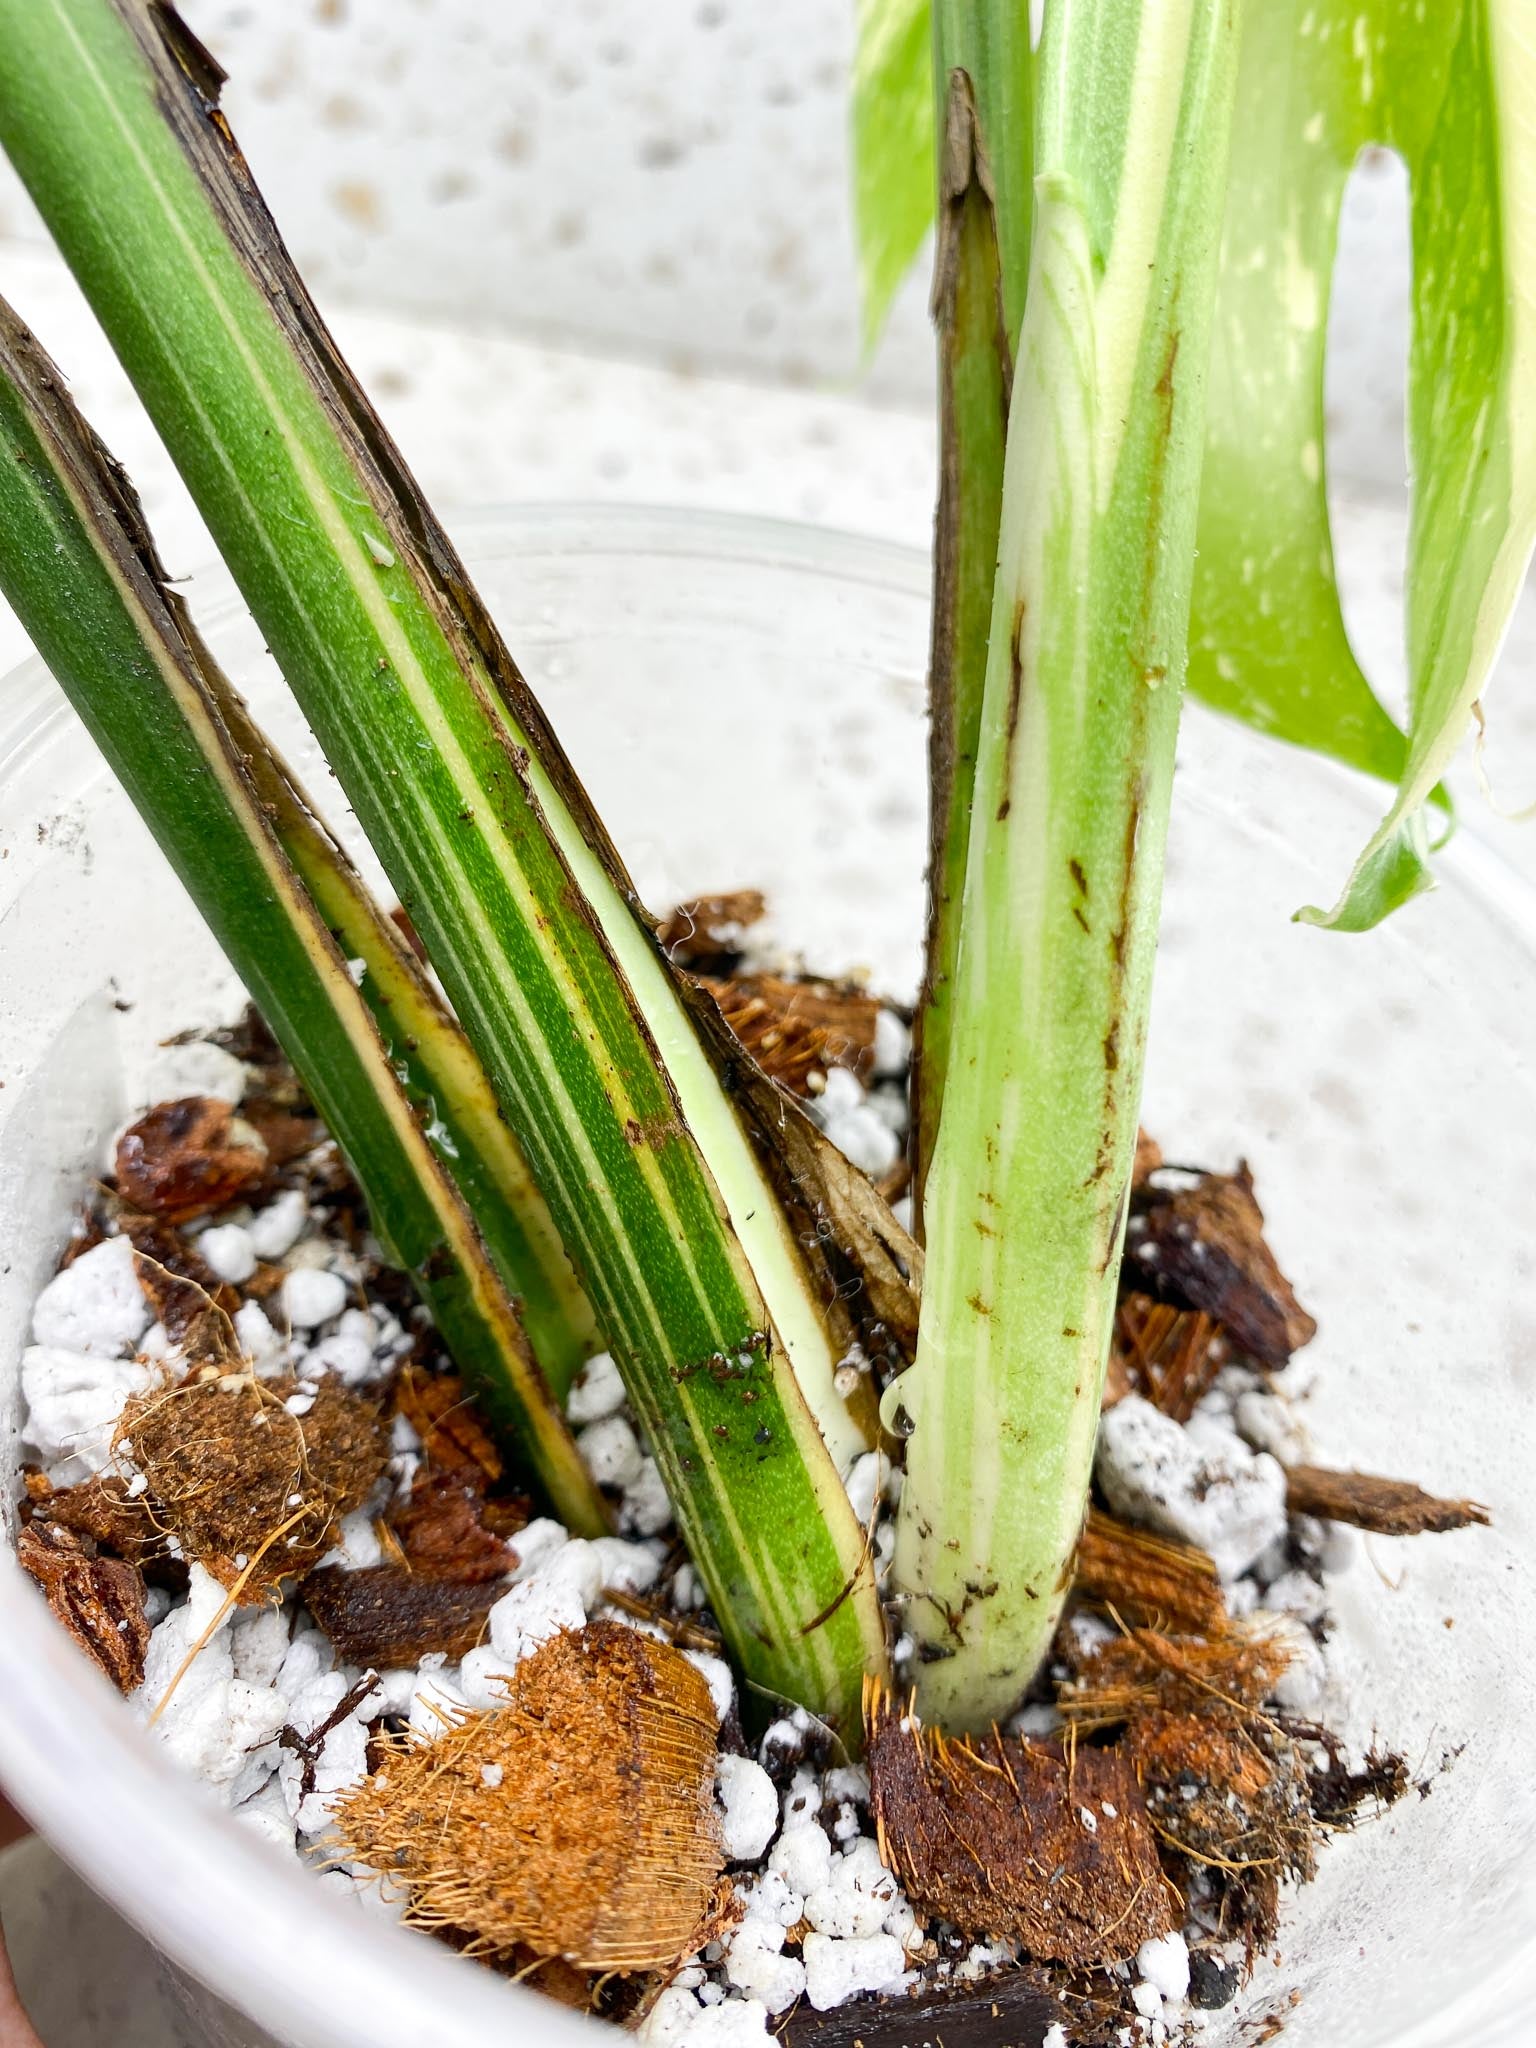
(146, 1040, 248, 1107)
(643, 1987, 773, 2046)
(134, 1564, 288, 1807)
(247, 1188, 308, 1261)
(31, 1235, 150, 1357)
(724, 1916, 805, 2016)
(801, 1932, 908, 2010)
(1136, 1931, 1190, 2004)
(716, 1755, 778, 1862)
(198, 1222, 258, 1285)
(566, 1350, 626, 1424)
(20, 1345, 150, 1481)
(1095, 1395, 1288, 1580)
(810, 1068, 900, 1181)
(280, 1266, 348, 1330)
(579, 1413, 646, 1489)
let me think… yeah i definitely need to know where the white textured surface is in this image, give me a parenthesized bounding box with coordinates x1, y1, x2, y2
(0, 0, 935, 404)
(0, 0, 1413, 453)
(0, 241, 935, 677)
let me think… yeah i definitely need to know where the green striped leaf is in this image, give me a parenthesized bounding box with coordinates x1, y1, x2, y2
(211, 687, 602, 1401)
(0, 0, 894, 1730)
(891, 0, 1243, 1730)
(0, 298, 606, 1536)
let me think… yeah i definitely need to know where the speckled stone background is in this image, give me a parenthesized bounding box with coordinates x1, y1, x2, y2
(0, 0, 1414, 451)
(0, 7, 1534, 2040)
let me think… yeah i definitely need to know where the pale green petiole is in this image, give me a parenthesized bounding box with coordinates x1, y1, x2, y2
(890, 0, 1244, 1729)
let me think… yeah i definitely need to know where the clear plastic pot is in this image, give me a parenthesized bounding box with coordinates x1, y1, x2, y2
(1, 506, 1533, 2047)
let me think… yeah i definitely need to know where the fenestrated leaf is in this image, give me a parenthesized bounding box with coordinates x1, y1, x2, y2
(0, 299, 606, 1536)
(1188, 0, 1420, 800)
(1279, 0, 1536, 928)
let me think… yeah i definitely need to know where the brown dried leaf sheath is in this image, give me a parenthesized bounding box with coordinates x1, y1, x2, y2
(18, 1522, 150, 1692)
(114, 1095, 269, 1221)
(699, 973, 880, 1096)
(337, 1622, 724, 1970)
(117, 1372, 387, 1596)
(865, 1685, 1177, 1965)
(1073, 1509, 1226, 1636)
(1283, 1465, 1490, 1535)
(1124, 1167, 1316, 1369)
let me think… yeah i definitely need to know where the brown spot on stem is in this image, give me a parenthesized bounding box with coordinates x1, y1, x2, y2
(996, 599, 1027, 822)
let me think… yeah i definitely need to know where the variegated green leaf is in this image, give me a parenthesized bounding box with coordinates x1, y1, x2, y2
(847, 0, 1426, 802)
(1266, 0, 1536, 929)
(0, 298, 606, 1535)
(852, 0, 937, 351)
(0, 0, 893, 1731)
(211, 686, 602, 1400)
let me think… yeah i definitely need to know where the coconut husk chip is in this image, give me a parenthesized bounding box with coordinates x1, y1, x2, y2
(1060, 1624, 1319, 1895)
(336, 1620, 724, 1970)
(864, 1682, 1177, 1965)
(658, 889, 767, 971)
(700, 972, 881, 1097)
(1104, 1295, 1229, 1422)
(1072, 1508, 1226, 1636)
(115, 1371, 387, 1598)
